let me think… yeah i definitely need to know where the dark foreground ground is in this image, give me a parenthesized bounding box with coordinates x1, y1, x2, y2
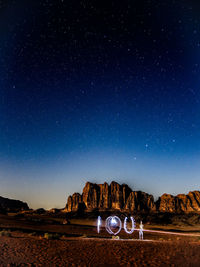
(0, 233, 200, 266)
(0, 213, 200, 266)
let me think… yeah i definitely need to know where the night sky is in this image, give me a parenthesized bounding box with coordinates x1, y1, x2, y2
(1, 0, 200, 209)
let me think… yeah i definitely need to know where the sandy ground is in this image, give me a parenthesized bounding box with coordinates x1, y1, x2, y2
(0, 233, 200, 266)
(0, 214, 200, 266)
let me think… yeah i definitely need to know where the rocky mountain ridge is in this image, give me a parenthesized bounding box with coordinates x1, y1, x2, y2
(65, 181, 200, 213)
(0, 196, 29, 212)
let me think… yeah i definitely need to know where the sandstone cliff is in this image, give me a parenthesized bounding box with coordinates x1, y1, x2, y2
(66, 182, 200, 214)
(66, 181, 155, 213)
(156, 191, 200, 213)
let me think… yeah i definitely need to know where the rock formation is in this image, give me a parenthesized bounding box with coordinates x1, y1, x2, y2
(66, 181, 200, 214)
(156, 191, 200, 213)
(98, 182, 110, 209)
(65, 181, 155, 213)
(0, 196, 29, 212)
(82, 182, 99, 210)
(67, 193, 82, 212)
(125, 191, 155, 212)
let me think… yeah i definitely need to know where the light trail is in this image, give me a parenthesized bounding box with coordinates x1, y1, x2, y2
(124, 217, 136, 234)
(134, 228, 200, 237)
(98, 216, 200, 237)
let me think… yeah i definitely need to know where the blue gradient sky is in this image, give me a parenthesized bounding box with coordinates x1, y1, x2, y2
(0, 0, 200, 209)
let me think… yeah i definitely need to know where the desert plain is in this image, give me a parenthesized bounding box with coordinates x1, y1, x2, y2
(0, 213, 200, 266)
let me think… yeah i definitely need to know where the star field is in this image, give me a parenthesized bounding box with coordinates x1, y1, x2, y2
(0, 0, 200, 208)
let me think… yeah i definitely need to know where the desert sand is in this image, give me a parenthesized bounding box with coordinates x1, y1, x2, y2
(0, 214, 200, 266)
(0, 232, 200, 266)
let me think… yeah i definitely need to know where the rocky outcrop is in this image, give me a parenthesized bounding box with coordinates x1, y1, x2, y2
(156, 194, 177, 212)
(0, 196, 29, 212)
(98, 182, 110, 209)
(66, 181, 155, 213)
(156, 191, 200, 213)
(66, 182, 200, 214)
(82, 182, 99, 210)
(125, 191, 155, 212)
(110, 181, 123, 210)
(66, 193, 82, 212)
(187, 191, 200, 211)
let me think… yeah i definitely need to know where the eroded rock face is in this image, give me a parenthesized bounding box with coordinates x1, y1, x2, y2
(66, 193, 82, 212)
(82, 182, 100, 210)
(187, 191, 200, 211)
(66, 181, 155, 213)
(65, 182, 200, 213)
(157, 191, 200, 213)
(156, 194, 177, 212)
(176, 194, 192, 212)
(122, 184, 132, 207)
(110, 181, 123, 210)
(125, 191, 155, 212)
(98, 182, 110, 209)
(124, 191, 136, 211)
(0, 196, 29, 212)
